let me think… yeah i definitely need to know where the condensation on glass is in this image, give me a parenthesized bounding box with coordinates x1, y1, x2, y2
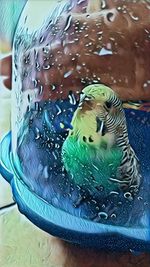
(12, 0, 150, 229)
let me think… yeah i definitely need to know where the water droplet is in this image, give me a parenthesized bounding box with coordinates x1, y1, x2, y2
(43, 166, 49, 179)
(43, 64, 51, 70)
(64, 70, 73, 78)
(34, 49, 38, 60)
(98, 31, 103, 35)
(52, 151, 58, 160)
(68, 92, 76, 105)
(27, 94, 30, 103)
(39, 85, 43, 95)
(39, 36, 45, 44)
(96, 185, 104, 192)
(111, 213, 117, 219)
(56, 104, 62, 115)
(24, 15, 28, 23)
(35, 102, 40, 111)
(117, 6, 122, 11)
(76, 65, 82, 71)
(43, 46, 50, 54)
(109, 191, 119, 196)
(55, 143, 60, 149)
(77, 185, 81, 190)
(51, 84, 56, 90)
(101, 0, 106, 9)
(60, 122, 65, 129)
(107, 12, 115, 22)
(124, 192, 133, 201)
(77, 0, 86, 4)
(129, 12, 139, 21)
(35, 127, 40, 140)
(64, 15, 72, 31)
(93, 80, 99, 83)
(35, 61, 40, 71)
(85, 42, 93, 47)
(91, 199, 97, 204)
(98, 212, 108, 220)
(32, 79, 38, 88)
(98, 47, 113, 56)
(52, 197, 58, 206)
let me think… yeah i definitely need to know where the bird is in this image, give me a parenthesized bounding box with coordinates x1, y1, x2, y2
(61, 84, 141, 204)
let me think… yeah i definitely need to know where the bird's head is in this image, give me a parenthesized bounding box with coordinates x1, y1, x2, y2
(69, 84, 126, 149)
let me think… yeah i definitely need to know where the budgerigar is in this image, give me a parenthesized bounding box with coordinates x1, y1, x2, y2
(62, 84, 141, 200)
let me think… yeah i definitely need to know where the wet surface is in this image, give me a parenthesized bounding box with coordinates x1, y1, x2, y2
(14, 99, 150, 228)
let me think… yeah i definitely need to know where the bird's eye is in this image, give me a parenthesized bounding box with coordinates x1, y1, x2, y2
(105, 101, 112, 109)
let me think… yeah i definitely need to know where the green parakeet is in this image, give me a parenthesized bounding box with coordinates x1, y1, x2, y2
(62, 84, 141, 199)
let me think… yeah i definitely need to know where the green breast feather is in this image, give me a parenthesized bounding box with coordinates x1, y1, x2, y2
(62, 135, 123, 192)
